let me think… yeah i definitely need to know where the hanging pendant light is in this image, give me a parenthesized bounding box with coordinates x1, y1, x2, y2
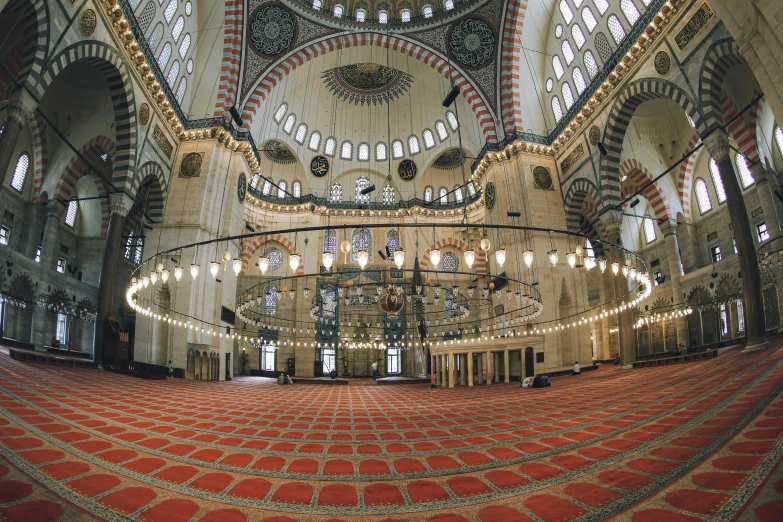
(611, 262, 620, 275)
(495, 248, 506, 267)
(548, 249, 559, 267)
(340, 240, 351, 263)
(598, 258, 607, 273)
(289, 253, 301, 272)
(357, 249, 369, 269)
(160, 268, 170, 283)
(621, 262, 629, 277)
(567, 252, 577, 268)
(393, 247, 405, 269)
(523, 249, 534, 267)
(190, 263, 200, 279)
(174, 265, 184, 281)
(629, 267, 637, 280)
(464, 249, 475, 269)
(210, 261, 220, 277)
(142, 275, 150, 288)
(322, 251, 334, 270)
(150, 271, 158, 285)
(430, 248, 441, 268)
(258, 254, 270, 274)
(480, 237, 491, 252)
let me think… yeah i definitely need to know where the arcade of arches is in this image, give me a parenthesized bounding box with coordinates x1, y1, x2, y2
(0, 0, 782, 520)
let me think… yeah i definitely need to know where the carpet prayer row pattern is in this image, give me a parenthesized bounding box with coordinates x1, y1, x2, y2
(0, 343, 782, 521)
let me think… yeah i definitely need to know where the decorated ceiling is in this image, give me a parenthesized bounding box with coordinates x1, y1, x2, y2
(321, 63, 414, 106)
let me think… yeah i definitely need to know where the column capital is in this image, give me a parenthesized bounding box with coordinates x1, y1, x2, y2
(658, 219, 678, 238)
(109, 194, 134, 217)
(599, 210, 623, 242)
(702, 132, 731, 162)
(6, 89, 37, 126)
(46, 199, 66, 220)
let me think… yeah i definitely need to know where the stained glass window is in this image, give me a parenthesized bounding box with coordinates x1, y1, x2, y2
(351, 228, 372, 261)
(283, 114, 296, 134)
(292, 180, 302, 198)
(356, 8, 366, 21)
(262, 179, 271, 195)
(386, 229, 399, 252)
(333, 4, 343, 17)
(408, 135, 420, 155)
(607, 15, 626, 44)
(572, 24, 586, 48)
(441, 252, 459, 272)
(620, 0, 640, 24)
(445, 288, 457, 318)
(446, 111, 459, 130)
(294, 124, 307, 143)
(694, 178, 712, 214)
(553, 55, 565, 79)
(562, 40, 575, 65)
(593, 0, 609, 15)
(424, 186, 433, 202)
(435, 121, 448, 140)
(274, 103, 287, 123)
(454, 185, 463, 202)
(559, 0, 574, 23)
(584, 50, 599, 78)
(264, 285, 276, 316)
(383, 184, 395, 204)
(562, 82, 575, 109)
(325, 137, 336, 156)
(358, 142, 369, 161)
(158, 43, 172, 70)
(582, 7, 597, 32)
(356, 176, 370, 203)
(10, 153, 28, 192)
(439, 187, 448, 204)
(709, 158, 727, 203)
(376, 142, 387, 161)
(267, 248, 283, 271)
(546, 78, 554, 92)
(322, 287, 336, 319)
(171, 16, 185, 41)
(643, 215, 656, 243)
(179, 34, 191, 58)
(552, 96, 564, 122)
(341, 141, 352, 160)
(573, 67, 586, 94)
(277, 180, 287, 199)
(175, 77, 187, 103)
(308, 131, 321, 151)
(423, 129, 435, 149)
(148, 23, 163, 51)
(595, 33, 612, 63)
(324, 229, 336, 253)
(735, 154, 755, 188)
(64, 200, 78, 227)
(330, 183, 342, 202)
(163, 0, 176, 22)
(392, 140, 404, 159)
(167, 61, 179, 87)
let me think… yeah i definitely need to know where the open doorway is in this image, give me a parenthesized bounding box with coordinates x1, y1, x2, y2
(524, 347, 535, 377)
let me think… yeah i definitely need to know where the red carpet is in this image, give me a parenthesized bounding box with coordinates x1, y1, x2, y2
(0, 343, 781, 521)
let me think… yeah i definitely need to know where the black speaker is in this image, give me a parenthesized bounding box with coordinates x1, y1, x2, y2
(597, 142, 608, 156)
(360, 184, 376, 195)
(229, 105, 244, 127)
(442, 85, 461, 107)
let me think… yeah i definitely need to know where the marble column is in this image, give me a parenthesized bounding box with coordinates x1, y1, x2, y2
(0, 89, 36, 181)
(440, 354, 447, 387)
(600, 269, 617, 360)
(601, 212, 636, 368)
(448, 352, 455, 388)
(703, 133, 768, 351)
(485, 351, 492, 384)
(504, 349, 510, 383)
(431, 354, 436, 382)
(460, 354, 467, 385)
(476, 353, 483, 384)
(93, 194, 133, 366)
(659, 219, 689, 349)
(493, 352, 500, 382)
(467, 351, 474, 386)
(751, 163, 781, 233)
(31, 200, 66, 350)
(435, 353, 442, 385)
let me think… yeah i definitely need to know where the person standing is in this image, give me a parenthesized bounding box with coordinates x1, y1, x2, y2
(167, 361, 174, 379)
(371, 360, 378, 380)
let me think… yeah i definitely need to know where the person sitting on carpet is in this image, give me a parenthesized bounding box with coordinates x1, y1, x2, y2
(571, 361, 580, 375)
(542, 375, 550, 387)
(613, 354, 620, 365)
(532, 375, 543, 388)
(520, 376, 532, 388)
(285, 374, 293, 385)
(277, 373, 285, 384)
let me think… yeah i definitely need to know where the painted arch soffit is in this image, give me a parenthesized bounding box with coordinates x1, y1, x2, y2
(238, 0, 503, 116)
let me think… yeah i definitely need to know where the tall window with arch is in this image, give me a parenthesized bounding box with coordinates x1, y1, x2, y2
(445, 288, 456, 318)
(358, 142, 370, 161)
(356, 8, 366, 21)
(775, 126, 783, 156)
(643, 216, 657, 244)
(378, 10, 388, 23)
(735, 154, 755, 188)
(386, 229, 399, 253)
(392, 140, 404, 159)
(176, 77, 187, 103)
(158, 42, 172, 70)
(583, 51, 599, 78)
(292, 180, 302, 198)
(594, 33, 612, 63)
(694, 178, 713, 214)
(408, 135, 420, 155)
(250, 174, 261, 190)
(351, 228, 372, 261)
(708, 158, 728, 203)
(439, 187, 448, 204)
(10, 153, 29, 192)
(383, 184, 396, 204)
(324, 137, 336, 157)
(401, 8, 411, 22)
(446, 111, 459, 131)
(163, 0, 177, 22)
(274, 103, 287, 123)
(264, 285, 276, 316)
(355, 176, 371, 203)
(620, 0, 640, 25)
(572, 24, 586, 48)
(330, 183, 342, 203)
(593, 0, 609, 15)
(262, 179, 272, 195)
(283, 114, 296, 134)
(454, 185, 464, 203)
(552, 96, 564, 122)
(148, 23, 163, 51)
(294, 124, 307, 144)
(573, 67, 586, 94)
(582, 7, 597, 32)
(277, 180, 287, 199)
(467, 181, 476, 197)
(333, 4, 344, 17)
(423, 4, 433, 17)
(562, 40, 575, 65)
(422, 129, 435, 149)
(562, 83, 575, 109)
(435, 121, 448, 140)
(607, 15, 626, 44)
(341, 141, 352, 160)
(559, 0, 573, 23)
(552, 55, 565, 79)
(424, 186, 433, 202)
(376, 142, 387, 161)
(323, 229, 336, 253)
(167, 61, 179, 87)
(308, 131, 321, 151)
(64, 200, 78, 228)
(171, 15, 185, 41)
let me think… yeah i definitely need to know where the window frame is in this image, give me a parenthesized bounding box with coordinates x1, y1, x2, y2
(757, 222, 770, 243)
(10, 152, 30, 193)
(710, 244, 722, 263)
(694, 178, 713, 215)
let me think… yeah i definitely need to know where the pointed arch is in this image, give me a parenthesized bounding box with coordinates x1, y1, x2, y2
(563, 178, 606, 238)
(699, 38, 747, 135)
(1, 0, 50, 90)
(212, 0, 243, 120)
(719, 91, 760, 163)
(618, 159, 673, 221)
(499, 0, 532, 135)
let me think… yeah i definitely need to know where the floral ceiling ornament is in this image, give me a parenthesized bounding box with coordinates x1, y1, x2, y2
(433, 148, 464, 170)
(322, 63, 414, 106)
(449, 19, 495, 68)
(263, 140, 296, 164)
(250, 6, 295, 56)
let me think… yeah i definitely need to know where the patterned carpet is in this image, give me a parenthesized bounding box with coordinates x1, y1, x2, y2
(0, 342, 782, 521)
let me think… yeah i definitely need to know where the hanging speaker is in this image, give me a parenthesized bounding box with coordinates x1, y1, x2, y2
(360, 184, 376, 195)
(229, 106, 244, 127)
(378, 250, 387, 260)
(442, 85, 460, 107)
(597, 142, 608, 156)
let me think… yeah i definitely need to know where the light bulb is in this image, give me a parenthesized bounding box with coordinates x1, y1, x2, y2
(289, 253, 301, 272)
(210, 261, 220, 277)
(495, 248, 506, 267)
(393, 248, 405, 269)
(464, 249, 475, 268)
(611, 262, 620, 275)
(150, 271, 158, 285)
(598, 258, 607, 273)
(160, 268, 170, 283)
(480, 238, 491, 252)
(357, 250, 369, 269)
(232, 258, 242, 275)
(142, 275, 150, 288)
(223, 250, 232, 263)
(585, 257, 595, 271)
(629, 267, 637, 280)
(429, 248, 441, 268)
(258, 255, 270, 274)
(322, 251, 334, 269)
(190, 264, 199, 279)
(523, 250, 533, 267)
(622, 264, 629, 277)
(174, 265, 183, 281)
(567, 252, 576, 268)
(548, 249, 559, 267)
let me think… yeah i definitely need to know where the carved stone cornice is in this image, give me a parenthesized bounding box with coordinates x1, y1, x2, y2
(702, 132, 732, 163)
(110, 193, 134, 217)
(6, 89, 37, 126)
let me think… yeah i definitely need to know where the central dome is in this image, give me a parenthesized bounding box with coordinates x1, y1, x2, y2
(322, 62, 414, 105)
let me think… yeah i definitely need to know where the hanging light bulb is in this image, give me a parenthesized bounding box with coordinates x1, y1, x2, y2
(430, 248, 441, 268)
(210, 261, 220, 277)
(495, 248, 506, 267)
(174, 265, 183, 281)
(357, 249, 369, 269)
(548, 249, 559, 267)
(523, 250, 534, 267)
(629, 267, 637, 280)
(150, 271, 158, 285)
(232, 258, 242, 275)
(621, 263, 629, 277)
(289, 253, 301, 272)
(340, 240, 351, 263)
(598, 258, 607, 273)
(160, 268, 170, 283)
(142, 275, 150, 288)
(567, 252, 576, 268)
(480, 237, 491, 252)
(190, 264, 200, 279)
(611, 262, 620, 275)
(223, 250, 232, 263)
(258, 255, 270, 275)
(464, 249, 475, 269)
(322, 251, 334, 270)
(393, 247, 405, 269)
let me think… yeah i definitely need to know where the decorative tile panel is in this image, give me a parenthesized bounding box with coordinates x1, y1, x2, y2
(153, 124, 173, 159)
(560, 144, 584, 172)
(675, 2, 714, 51)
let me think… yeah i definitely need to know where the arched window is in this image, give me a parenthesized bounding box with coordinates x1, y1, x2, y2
(264, 285, 276, 316)
(292, 180, 302, 198)
(444, 0, 454, 9)
(171, 16, 185, 41)
(620, 0, 640, 25)
(607, 15, 626, 44)
(64, 200, 78, 228)
(392, 140, 404, 159)
(355, 176, 370, 203)
(643, 216, 656, 243)
(267, 248, 283, 271)
(435, 121, 448, 140)
(323, 229, 336, 253)
(250, 174, 261, 189)
(422, 129, 435, 149)
(467, 181, 476, 196)
(552, 96, 564, 122)
(694, 178, 712, 214)
(178, 33, 191, 58)
(356, 8, 366, 21)
(283, 114, 296, 134)
(163, 0, 177, 22)
(555, 24, 563, 38)
(562, 40, 575, 65)
(274, 103, 287, 123)
(572, 24, 586, 48)
(446, 111, 459, 130)
(379, 10, 388, 23)
(185, 0, 192, 15)
(424, 186, 433, 202)
(573, 67, 586, 94)
(408, 135, 420, 155)
(330, 183, 342, 202)
(559, 0, 573, 23)
(423, 4, 433, 17)
(167, 61, 179, 87)
(441, 252, 459, 272)
(324, 137, 336, 157)
(775, 126, 783, 156)
(294, 123, 307, 143)
(312, 0, 321, 9)
(358, 142, 370, 161)
(709, 158, 727, 203)
(148, 23, 164, 51)
(333, 4, 344, 17)
(546, 78, 554, 92)
(277, 180, 287, 199)
(10, 153, 29, 192)
(735, 154, 755, 188)
(341, 141, 352, 160)
(186, 58, 193, 73)
(552, 55, 565, 79)
(262, 179, 272, 195)
(386, 229, 399, 252)
(594, 0, 609, 15)
(582, 7, 597, 32)
(383, 184, 396, 204)
(454, 185, 464, 202)
(594, 33, 612, 63)
(376, 142, 387, 161)
(351, 228, 372, 261)
(308, 131, 321, 151)
(158, 43, 172, 70)
(175, 77, 187, 103)
(584, 50, 599, 78)
(562, 83, 575, 109)
(439, 187, 448, 204)
(137, 1, 155, 32)
(401, 8, 411, 22)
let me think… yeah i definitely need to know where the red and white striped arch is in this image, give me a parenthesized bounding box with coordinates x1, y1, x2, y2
(619, 159, 672, 221)
(720, 91, 760, 164)
(419, 237, 487, 276)
(240, 234, 305, 276)
(676, 132, 701, 222)
(499, 0, 530, 135)
(240, 33, 499, 142)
